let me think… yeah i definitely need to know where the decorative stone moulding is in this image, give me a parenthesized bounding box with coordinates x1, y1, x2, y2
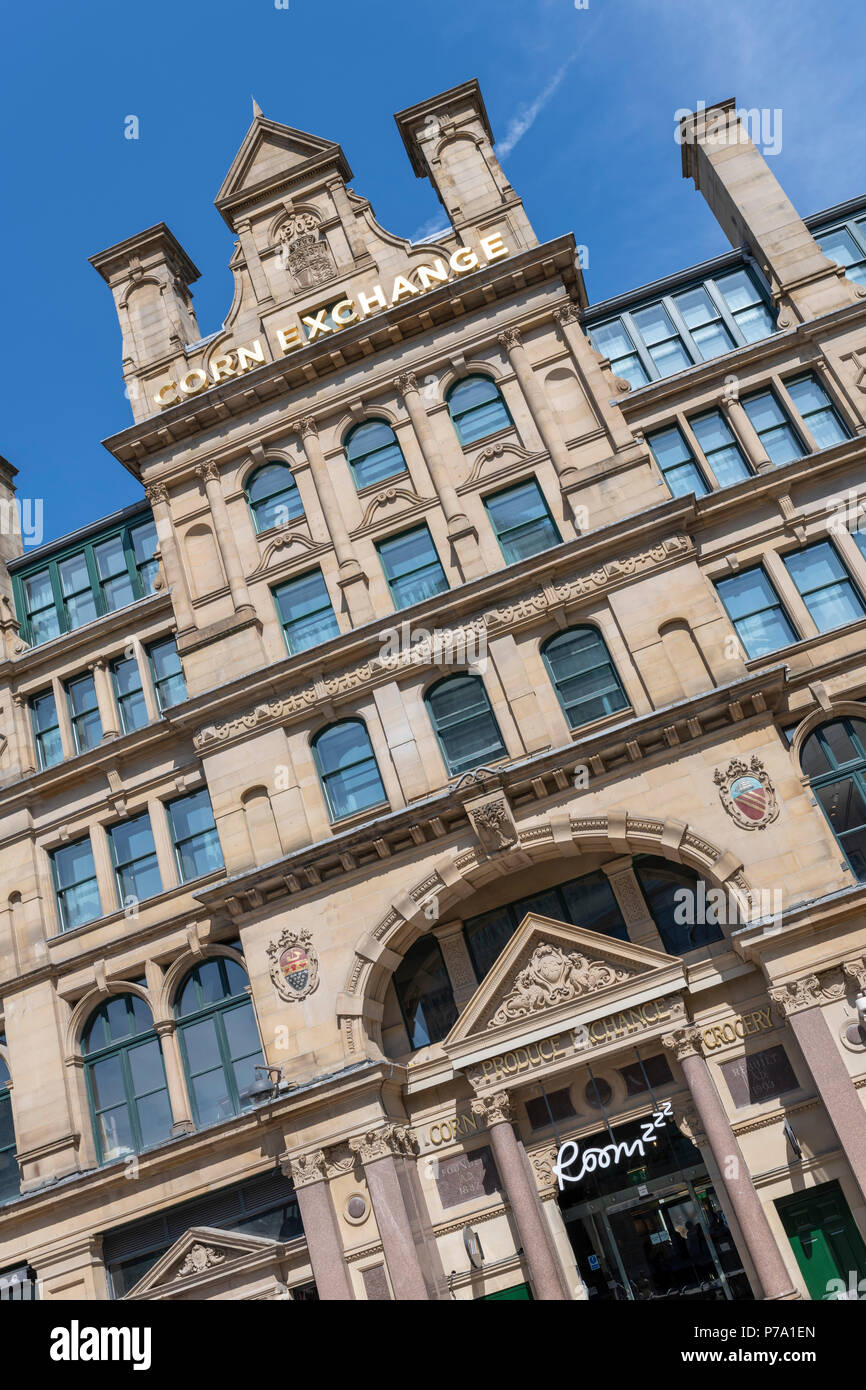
(714, 754, 780, 830)
(267, 927, 320, 1002)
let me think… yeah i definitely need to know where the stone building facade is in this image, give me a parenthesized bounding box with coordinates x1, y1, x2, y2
(2, 82, 866, 1301)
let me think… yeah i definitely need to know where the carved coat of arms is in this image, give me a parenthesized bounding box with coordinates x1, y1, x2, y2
(276, 213, 335, 290)
(714, 755, 779, 831)
(490, 942, 631, 1027)
(267, 927, 320, 1002)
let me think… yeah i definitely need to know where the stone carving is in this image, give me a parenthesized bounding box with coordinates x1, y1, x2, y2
(144, 482, 169, 507)
(489, 943, 632, 1027)
(714, 755, 779, 830)
(349, 1124, 417, 1164)
(195, 460, 220, 486)
(527, 1143, 559, 1193)
(352, 486, 436, 535)
(267, 927, 320, 1002)
(844, 957, 866, 992)
(768, 971, 850, 1017)
(467, 794, 518, 853)
(394, 371, 418, 397)
(553, 302, 582, 327)
(661, 1025, 703, 1061)
(470, 1092, 511, 1126)
(293, 415, 319, 440)
(289, 1149, 328, 1188)
(177, 1243, 226, 1277)
(277, 213, 336, 290)
(497, 328, 522, 351)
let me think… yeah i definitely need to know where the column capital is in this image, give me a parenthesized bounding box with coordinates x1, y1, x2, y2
(662, 1025, 704, 1061)
(293, 415, 319, 440)
(470, 1091, 511, 1126)
(348, 1122, 418, 1163)
(285, 1148, 329, 1188)
(843, 956, 866, 992)
(770, 970, 846, 1017)
(145, 482, 169, 507)
(497, 327, 523, 352)
(553, 301, 582, 328)
(394, 371, 419, 398)
(195, 460, 221, 485)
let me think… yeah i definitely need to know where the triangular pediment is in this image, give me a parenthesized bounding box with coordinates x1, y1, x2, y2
(444, 913, 686, 1065)
(123, 1225, 283, 1298)
(215, 113, 350, 220)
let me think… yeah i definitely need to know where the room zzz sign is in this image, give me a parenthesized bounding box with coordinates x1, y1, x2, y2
(552, 1100, 674, 1190)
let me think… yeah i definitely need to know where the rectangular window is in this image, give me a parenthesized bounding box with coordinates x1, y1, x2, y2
(689, 410, 751, 487)
(31, 689, 62, 770)
(741, 389, 803, 466)
(51, 837, 101, 931)
(148, 637, 186, 712)
(273, 569, 339, 655)
(784, 373, 850, 450)
(783, 542, 865, 632)
(66, 673, 102, 754)
(167, 789, 223, 883)
(525, 1089, 576, 1130)
(716, 568, 797, 658)
(630, 302, 691, 377)
(111, 656, 148, 734)
(589, 319, 649, 389)
(14, 511, 159, 647)
(377, 525, 449, 609)
(815, 221, 866, 285)
(714, 268, 777, 341)
(109, 812, 162, 907)
(672, 284, 735, 359)
(647, 425, 708, 498)
(618, 1053, 674, 1097)
(484, 479, 562, 563)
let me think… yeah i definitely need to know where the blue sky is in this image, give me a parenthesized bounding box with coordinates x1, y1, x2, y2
(3, 0, 865, 546)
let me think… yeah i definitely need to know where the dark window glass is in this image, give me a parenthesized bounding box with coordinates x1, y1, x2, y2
(525, 1088, 576, 1130)
(31, 689, 62, 769)
(82, 995, 172, 1164)
(274, 569, 339, 654)
(542, 626, 629, 729)
(174, 958, 266, 1127)
(0, 1057, 19, 1202)
(148, 637, 186, 712)
(312, 720, 386, 822)
(246, 463, 304, 534)
(109, 812, 162, 907)
(446, 375, 512, 445)
(647, 425, 708, 498)
(800, 718, 866, 880)
(167, 789, 223, 882)
(376, 525, 448, 609)
(66, 673, 102, 754)
(345, 420, 407, 490)
(425, 675, 507, 776)
(484, 480, 561, 562)
(111, 656, 148, 734)
(52, 837, 101, 931)
(618, 1052, 674, 1097)
(632, 856, 728, 954)
(394, 937, 458, 1049)
(716, 568, 797, 658)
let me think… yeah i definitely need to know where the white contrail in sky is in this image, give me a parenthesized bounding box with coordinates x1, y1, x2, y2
(496, 53, 580, 159)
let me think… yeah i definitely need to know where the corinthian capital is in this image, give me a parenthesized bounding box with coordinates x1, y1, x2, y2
(662, 1026, 703, 1061)
(145, 482, 169, 507)
(394, 372, 418, 398)
(553, 302, 582, 327)
(348, 1123, 417, 1164)
(769, 975, 823, 1017)
(287, 1149, 328, 1188)
(470, 1091, 511, 1126)
(497, 327, 522, 352)
(293, 416, 319, 440)
(195, 460, 220, 485)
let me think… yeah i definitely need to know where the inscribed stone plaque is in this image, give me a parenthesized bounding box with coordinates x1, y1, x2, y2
(720, 1045, 799, 1108)
(434, 1144, 500, 1210)
(361, 1264, 391, 1300)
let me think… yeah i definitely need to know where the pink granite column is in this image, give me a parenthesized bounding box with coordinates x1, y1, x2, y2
(472, 1092, 567, 1301)
(772, 972, 866, 1204)
(663, 1028, 798, 1301)
(287, 1151, 353, 1301)
(349, 1126, 432, 1301)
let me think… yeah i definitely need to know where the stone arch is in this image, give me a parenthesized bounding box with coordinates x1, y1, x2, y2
(790, 699, 866, 770)
(337, 808, 753, 1056)
(438, 357, 510, 398)
(65, 981, 155, 1062)
(162, 944, 248, 1017)
(236, 447, 297, 497)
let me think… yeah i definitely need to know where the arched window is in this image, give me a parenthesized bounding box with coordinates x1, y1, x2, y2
(175, 957, 265, 1127)
(0, 1049, 19, 1202)
(394, 937, 458, 1049)
(82, 995, 172, 1163)
(542, 627, 629, 729)
(425, 674, 507, 776)
(632, 856, 731, 954)
(446, 375, 512, 445)
(345, 420, 407, 490)
(800, 717, 866, 879)
(246, 462, 304, 534)
(312, 720, 386, 822)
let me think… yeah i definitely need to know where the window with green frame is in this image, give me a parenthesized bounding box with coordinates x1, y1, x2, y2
(376, 524, 449, 609)
(312, 719, 387, 822)
(484, 479, 562, 563)
(800, 717, 866, 880)
(542, 626, 629, 730)
(30, 688, 62, 769)
(110, 655, 148, 734)
(586, 265, 776, 388)
(245, 463, 304, 534)
(0, 1049, 19, 1202)
(13, 512, 158, 647)
(108, 812, 162, 908)
(147, 636, 187, 712)
(166, 789, 224, 883)
(446, 375, 512, 445)
(82, 994, 172, 1164)
(174, 957, 265, 1127)
(273, 569, 339, 655)
(783, 541, 865, 633)
(66, 672, 102, 754)
(51, 836, 101, 932)
(424, 674, 507, 776)
(344, 419, 407, 490)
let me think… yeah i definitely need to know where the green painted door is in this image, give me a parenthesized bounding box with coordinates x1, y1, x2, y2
(482, 1283, 532, 1300)
(777, 1180, 866, 1300)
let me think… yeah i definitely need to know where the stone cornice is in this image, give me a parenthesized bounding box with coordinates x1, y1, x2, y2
(733, 883, 866, 961)
(769, 968, 847, 1017)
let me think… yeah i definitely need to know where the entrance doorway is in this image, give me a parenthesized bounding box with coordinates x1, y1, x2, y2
(777, 1179, 866, 1300)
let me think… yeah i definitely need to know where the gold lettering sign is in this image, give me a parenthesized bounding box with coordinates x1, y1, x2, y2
(701, 1007, 774, 1051)
(470, 996, 674, 1083)
(428, 1109, 487, 1147)
(152, 235, 511, 409)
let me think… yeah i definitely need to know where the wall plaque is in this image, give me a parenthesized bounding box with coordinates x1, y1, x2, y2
(720, 1045, 799, 1108)
(361, 1264, 391, 1301)
(434, 1145, 500, 1210)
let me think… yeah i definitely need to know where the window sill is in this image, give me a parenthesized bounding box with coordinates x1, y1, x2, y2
(47, 867, 227, 947)
(12, 591, 172, 666)
(327, 799, 392, 833)
(744, 611, 866, 669)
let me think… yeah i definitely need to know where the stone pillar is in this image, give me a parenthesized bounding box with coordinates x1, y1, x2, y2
(553, 302, 637, 454)
(52, 675, 75, 760)
(497, 327, 581, 524)
(663, 1028, 798, 1300)
(432, 920, 478, 1009)
(144, 483, 195, 631)
(720, 397, 772, 473)
(90, 659, 119, 741)
(236, 219, 273, 307)
(771, 971, 866, 1205)
(147, 797, 178, 890)
(293, 417, 373, 624)
(287, 1150, 354, 1301)
(601, 857, 667, 951)
(348, 1117, 439, 1301)
(395, 373, 485, 581)
(12, 695, 37, 776)
(471, 1092, 567, 1301)
(153, 1021, 194, 1135)
(195, 462, 252, 612)
(87, 824, 114, 919)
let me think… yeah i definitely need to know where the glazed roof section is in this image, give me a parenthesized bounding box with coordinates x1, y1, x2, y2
(7, 498, 152, 575)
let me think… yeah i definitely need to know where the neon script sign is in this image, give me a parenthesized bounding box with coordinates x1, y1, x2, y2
(552, 1100, 674, 1190)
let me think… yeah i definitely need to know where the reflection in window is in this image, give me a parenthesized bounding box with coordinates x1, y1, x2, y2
(800, 718, 866, 880)
(0, 1049, 19, 1202)
(632, 855, 730, 954)
(425, 674, 507, 776)
(542, 627, 629, 729)
(345, 420, 407, 490)
(312, 720, 386, 822)
(246, 463, 304, 534)
(484, 479, 561, 562)
(394, 937, 458, 1049)
(783, 542, 864, 633)
(167, 789, 223, 883)
(274, 569, 339, 655)
(175, 957, 266, 1128)
(83, 994, 172, 1164)
(52, 837, 101, 931)
(376, 525, 448, 610)
(715, 567, 797, 658)
(446, 376, 512, 445)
